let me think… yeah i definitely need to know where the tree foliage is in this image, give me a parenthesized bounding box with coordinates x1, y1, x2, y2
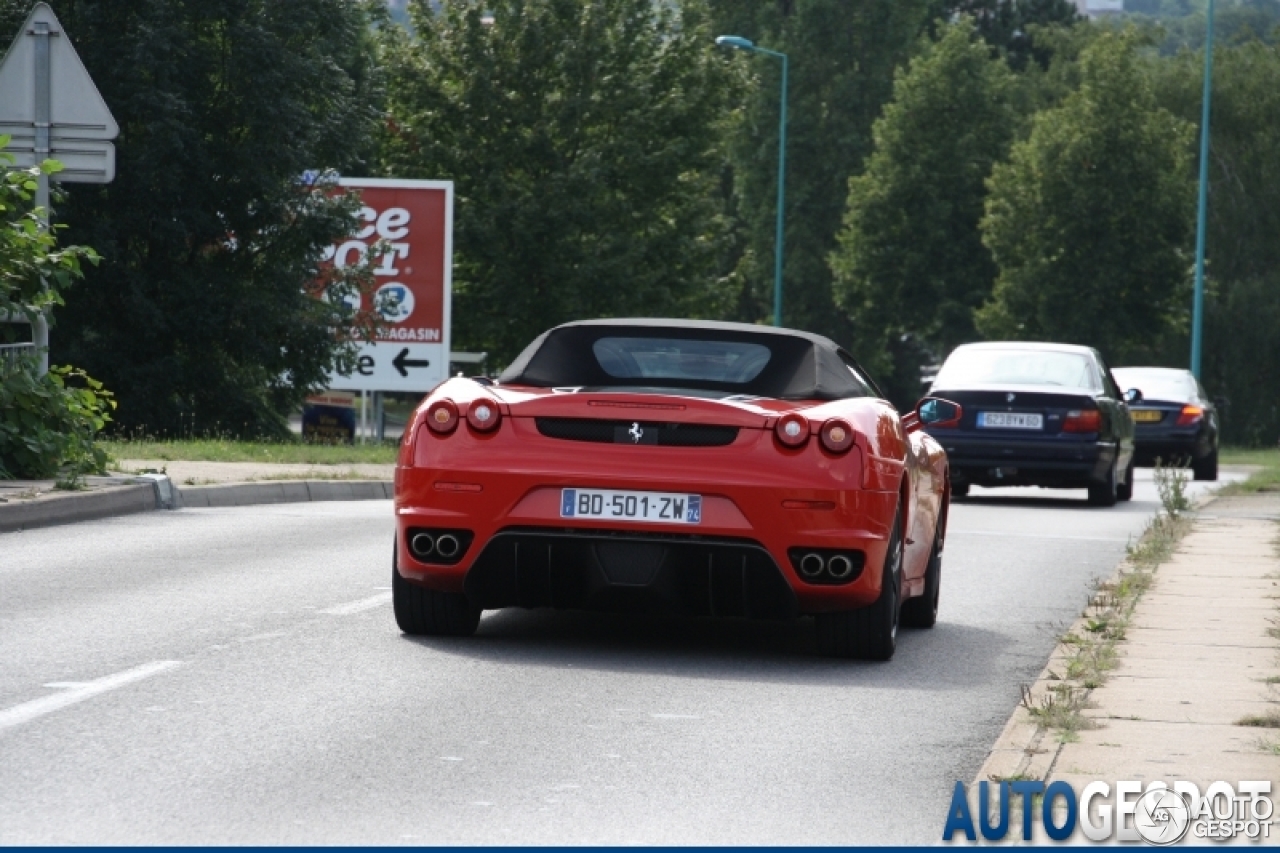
(831, 20, 1023, 406)
(378, 0, 741, 365)
(1151, 39, 1280, 443)
(927, 0, 1082, 69)
(712, 0, 930, 343)
(1, 0, 385, 438)
(0, 145, 113, 480)
(977, 32, 1195, 365)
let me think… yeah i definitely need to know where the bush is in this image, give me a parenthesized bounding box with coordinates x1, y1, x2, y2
(0, 358, 115, 481)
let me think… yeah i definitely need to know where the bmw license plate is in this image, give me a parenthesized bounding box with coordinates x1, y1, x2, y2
(1132, 409, 1163, 423)
(560, 488, 702, 524)
(978, 412, 1043, 430)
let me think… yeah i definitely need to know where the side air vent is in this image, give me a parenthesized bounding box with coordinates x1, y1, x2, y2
(535, 418, 739, 447)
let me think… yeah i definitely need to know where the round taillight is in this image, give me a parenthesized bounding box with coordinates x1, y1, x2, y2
(820, 419, 854, 454)
(426, 399, 458, 434)
(775, 414, 809, 448)
(466, 398, 501, 432)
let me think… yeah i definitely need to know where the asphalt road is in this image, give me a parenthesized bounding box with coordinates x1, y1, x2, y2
(0, 470, 1235, 845)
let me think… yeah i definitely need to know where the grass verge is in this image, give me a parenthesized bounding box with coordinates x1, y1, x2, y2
(1219, 447, 1280, 495)
(101, 438, 398, 466)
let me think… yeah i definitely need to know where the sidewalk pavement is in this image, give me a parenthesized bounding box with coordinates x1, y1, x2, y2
(974, 490, 1280, 842)
(0, 459, 395, 533)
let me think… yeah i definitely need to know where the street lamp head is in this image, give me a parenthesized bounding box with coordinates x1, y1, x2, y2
(715, 35, 756, 51)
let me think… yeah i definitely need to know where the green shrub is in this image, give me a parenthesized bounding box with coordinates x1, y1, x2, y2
(0, 358, 115, 481)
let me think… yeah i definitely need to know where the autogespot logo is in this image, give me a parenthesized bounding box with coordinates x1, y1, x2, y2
(942, 779, 1274, 844)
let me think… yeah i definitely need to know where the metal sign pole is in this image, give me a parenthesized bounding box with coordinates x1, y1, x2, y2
(31, 18, 52, 376)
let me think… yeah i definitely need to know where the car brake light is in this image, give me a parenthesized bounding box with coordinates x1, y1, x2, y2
(1063, 409, 1101, 433)
(426, 399, 459, 434)
(819, 418, 854, 454)
(1176, 405, 1204, 427)
(775, 414, 809, 448)
(466, 398, 502, 432)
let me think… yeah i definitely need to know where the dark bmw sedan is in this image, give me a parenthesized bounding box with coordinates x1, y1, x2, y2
(1111, 366, 1218, 481)
(926, 342, 1135, 506)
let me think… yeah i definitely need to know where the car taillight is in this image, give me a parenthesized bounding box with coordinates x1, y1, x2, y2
(426, 399, 459, 434)
(1063, 409, 1101, 433)
(819, 418, 854, 454)
(466, 398, 502, 432)
(775, 414, 809, 448)
(1176, 405, 1204, 427)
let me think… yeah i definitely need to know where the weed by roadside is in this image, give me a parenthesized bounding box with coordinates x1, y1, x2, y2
(1016, 462, 1197, 741)
(1236, 711, 1280, 729)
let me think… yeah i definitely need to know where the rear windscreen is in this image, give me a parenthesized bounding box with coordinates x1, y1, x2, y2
(1112, 369, 1196, 401)
(935, 349, 1097, 389)
(592, 337, 771, 384)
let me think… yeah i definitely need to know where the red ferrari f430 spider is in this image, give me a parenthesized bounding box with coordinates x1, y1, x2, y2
(393, 320, 957, 659)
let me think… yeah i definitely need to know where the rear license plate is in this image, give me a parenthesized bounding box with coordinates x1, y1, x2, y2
(560, 488, 702, 524)
(978, 412, 1043, 430)
(1132, 410, 1163, 423)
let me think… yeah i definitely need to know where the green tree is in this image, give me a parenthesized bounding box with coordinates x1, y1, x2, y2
(1151, 39, 1280, 443)
(927, 0, 1082, 69)
(977, 31, 1195, 365)
(831, 20, 1023, 405)
(715, 0, 931, 342)
(1, 0, 385, 438)
(378, 0, 741, 365)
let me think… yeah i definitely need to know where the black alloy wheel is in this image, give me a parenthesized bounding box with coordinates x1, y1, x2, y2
(1116, 459, 1135, 502)
(815, 509, 903, 660)
(1193, 449, 1218, 481)
(392, 541, 481, 637)
(1087, 460, 1118, 507)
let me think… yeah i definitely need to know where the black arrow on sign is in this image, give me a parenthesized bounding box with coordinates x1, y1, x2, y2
(392, 348, 430, 377)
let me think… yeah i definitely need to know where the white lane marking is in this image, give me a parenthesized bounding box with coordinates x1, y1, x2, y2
(0, 661, 183, 733)
(320, 591, 393, 616)
(651, 713, 700, 719)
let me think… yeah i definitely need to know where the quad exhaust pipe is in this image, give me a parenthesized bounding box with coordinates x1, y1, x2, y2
(435, 534, 461, 559)
(791, 549, 864, 584)
(410, 532, 435, 558)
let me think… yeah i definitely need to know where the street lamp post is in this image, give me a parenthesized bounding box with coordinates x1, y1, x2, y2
(1190, 0, 1216, 380)
(716, 35, 788, 328)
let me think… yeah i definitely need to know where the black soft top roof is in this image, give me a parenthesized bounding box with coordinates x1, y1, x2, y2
(497, 319, 879, 401)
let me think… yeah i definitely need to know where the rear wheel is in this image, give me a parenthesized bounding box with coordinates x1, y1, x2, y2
(901, 511, 944, 629)
(393, 544, 481, 637)
(815, 509, 902, 660)
(1116, 459, 1135, 502)
(1193, 449, 1218, 481)
(1087, 460, 1118, 507)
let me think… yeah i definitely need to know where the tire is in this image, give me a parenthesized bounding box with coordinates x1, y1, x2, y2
(1087, 460, 1118, 507)
(901, 510, 943, 629)
(815, 509, 902, 660)
(1116, 459, 1135, 502)
(1193, 449, 1218, 481)
(950, 482, 970, 499)
(393, 545, 481, 637)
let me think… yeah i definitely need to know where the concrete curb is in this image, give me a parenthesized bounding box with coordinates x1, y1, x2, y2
(0, 476, 393, 533)
(177, 480, 393, 507)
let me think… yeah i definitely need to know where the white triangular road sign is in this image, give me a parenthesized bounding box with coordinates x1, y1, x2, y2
(0, 2, 118, 182)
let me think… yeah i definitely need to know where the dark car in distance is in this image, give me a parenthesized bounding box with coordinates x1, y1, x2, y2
(925, 342, 1135, 506)
(1111, 367, 1218, 481)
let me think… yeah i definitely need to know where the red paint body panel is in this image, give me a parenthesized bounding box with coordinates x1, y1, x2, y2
(394, 379, 949, 616)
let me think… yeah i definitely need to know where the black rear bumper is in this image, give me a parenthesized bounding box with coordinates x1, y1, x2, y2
(933, 436, 1115, 488)
(463, 527, 798, 620)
